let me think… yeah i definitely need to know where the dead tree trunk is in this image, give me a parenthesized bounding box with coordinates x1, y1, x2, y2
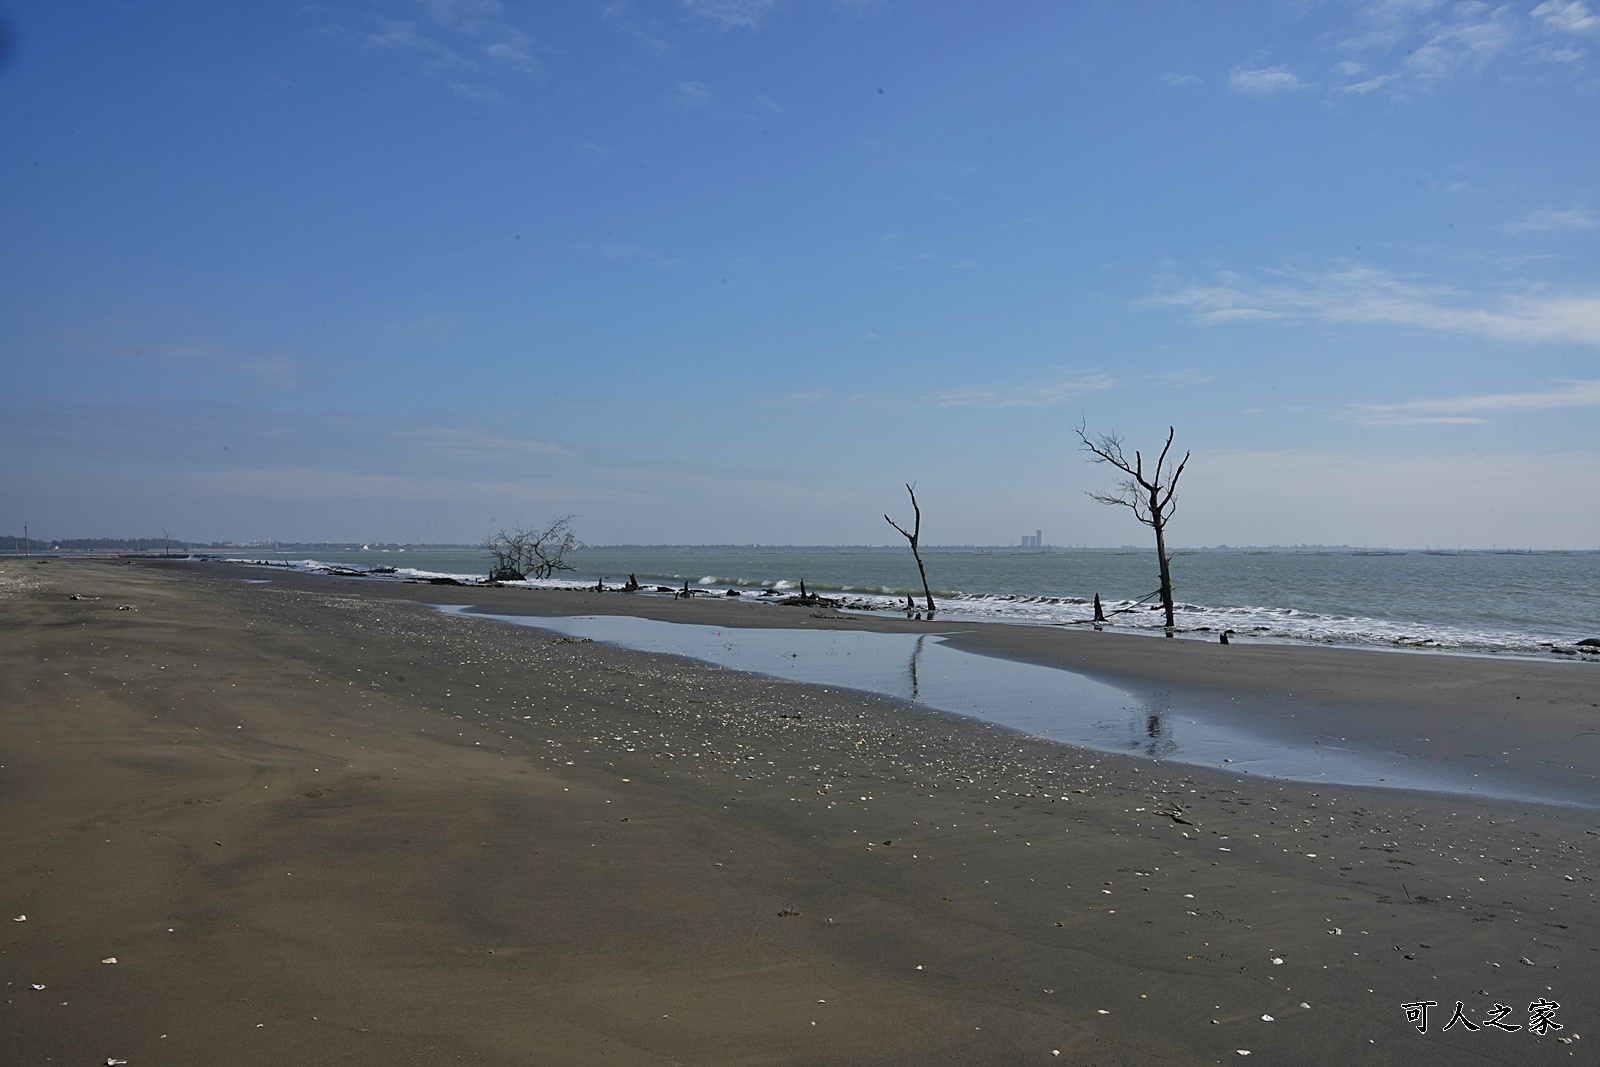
(885, 483, 936, 616)
(1077, 424, 1190, 631)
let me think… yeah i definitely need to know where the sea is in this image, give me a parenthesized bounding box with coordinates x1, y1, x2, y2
(213, 544, 1600, 660)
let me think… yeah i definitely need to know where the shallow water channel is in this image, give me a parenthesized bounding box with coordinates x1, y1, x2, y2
(440, 608, 1591, 809)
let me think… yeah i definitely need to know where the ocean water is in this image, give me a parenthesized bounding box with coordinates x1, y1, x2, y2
(218, 544, 1600, 659)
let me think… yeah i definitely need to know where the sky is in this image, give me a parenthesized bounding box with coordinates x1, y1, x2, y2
(1, 0, 1597, 548)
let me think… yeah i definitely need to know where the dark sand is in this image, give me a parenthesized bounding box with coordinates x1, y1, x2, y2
(2, 558, 1595, 1065)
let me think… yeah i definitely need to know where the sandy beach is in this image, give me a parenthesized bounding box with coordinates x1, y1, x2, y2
(2, 558, 1595, 1065)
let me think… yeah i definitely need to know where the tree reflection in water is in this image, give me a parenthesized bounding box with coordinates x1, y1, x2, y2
(906, 633, 927, 701)
(1132, 691, 1179, 760)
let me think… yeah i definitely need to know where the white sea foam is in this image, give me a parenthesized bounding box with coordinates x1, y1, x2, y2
(223, 548, 1600, 661)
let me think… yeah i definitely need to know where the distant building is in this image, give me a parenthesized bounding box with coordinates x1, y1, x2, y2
(1020, 529, 1042, 548)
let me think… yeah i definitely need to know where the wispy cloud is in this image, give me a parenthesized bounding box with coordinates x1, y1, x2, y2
(329, 2, 542, 95)
(48, 324, 316, 396)
(1403, 7, 1516, 81)
(1533, 0, 1600, 34)
(682, 0, 777, 29)
(364, 16, 470, 71)
(667, 80, 712, 108)
(414, 425, 575, 464)
(1500, 206, 1597, 234)
(602, 3, 675, 53)
(587, 242, 683, 268)
(449, 81, 506, 103)
(1139, 370, 1213, 389)
(772, 388, 830, 404)
(1348, 379, 1600, 425)
(1153, 266, 1600, 347)
(921, 374, 1116, 410)
(1328, 0, 1590, 95)
(1229, 65, 1310, 94)
(1339, 72, 1401, 94)
(1158, 72, 1202, 88)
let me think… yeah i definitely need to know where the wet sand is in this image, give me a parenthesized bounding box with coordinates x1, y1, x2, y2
(2, 558, 1595, 1065)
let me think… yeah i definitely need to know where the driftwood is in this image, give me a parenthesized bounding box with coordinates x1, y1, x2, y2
(885, 484, 936, 617)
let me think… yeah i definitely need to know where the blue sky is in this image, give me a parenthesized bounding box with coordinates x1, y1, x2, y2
(2, 0, 1597, 547)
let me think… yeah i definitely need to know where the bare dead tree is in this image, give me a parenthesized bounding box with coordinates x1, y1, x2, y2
(1076, 423, 1190, 630)
(885, 483, 936, 616)
(482, 515, 580, 581)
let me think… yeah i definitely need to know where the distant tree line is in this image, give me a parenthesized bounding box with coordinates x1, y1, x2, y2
(2, 536, 191, 553)
(1, 537, 483, 554)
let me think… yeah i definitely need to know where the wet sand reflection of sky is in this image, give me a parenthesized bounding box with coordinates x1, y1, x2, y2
(438, 608, 1595, 810)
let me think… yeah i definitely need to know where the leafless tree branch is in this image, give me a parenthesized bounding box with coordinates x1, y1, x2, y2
(1076, 422, 1190, 630)
(483, 514, 581, 581)
(885, 483, 935, 615)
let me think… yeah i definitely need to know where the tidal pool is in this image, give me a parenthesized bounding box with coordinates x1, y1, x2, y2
(438, 608, 1593, 809)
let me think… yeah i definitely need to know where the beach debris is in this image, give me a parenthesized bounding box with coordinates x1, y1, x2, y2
(1236, 1051, 1251, 1057)
(107, 1060, 128, 1066)
(1261, 1014, 1274, 1022)
(101, 957, 118, 964)
(31, 983, 45, 990)
(11, 914, 23, 921)
(1271, 957, 1283, 965)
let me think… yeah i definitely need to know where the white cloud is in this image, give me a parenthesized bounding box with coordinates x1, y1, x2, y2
(922, 374, 1116, 410)
(1229, 65, 1310, 94)
(1340, 72, 1401, 94)
(773, 388, 830, 404)
(365, 17, 468, 69)
(668, 80, 712, 108)
(602, 4, 675, 52)
(682, 0, 777, 29)
(1332, 0, 1580, 93)
(448, 82, 506, 103)
(422, 0, 505, 27)
(484, 39, 536, 73)
(1340, 0, 1450, 53)
(1154, 266, 1600, 347)
(1347, 379, 1600, 425)
(343, 5, 540, 88)
(1527, 40, 1590, 62)
(415, 426, 576, 464)
(1500, 206, 1598, 233)
(1139, 370, 1213, 388)
(1158, 72, 1202, 88)
(1533, 1, 1600, 34)
(1404, 9, 1516, 80)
